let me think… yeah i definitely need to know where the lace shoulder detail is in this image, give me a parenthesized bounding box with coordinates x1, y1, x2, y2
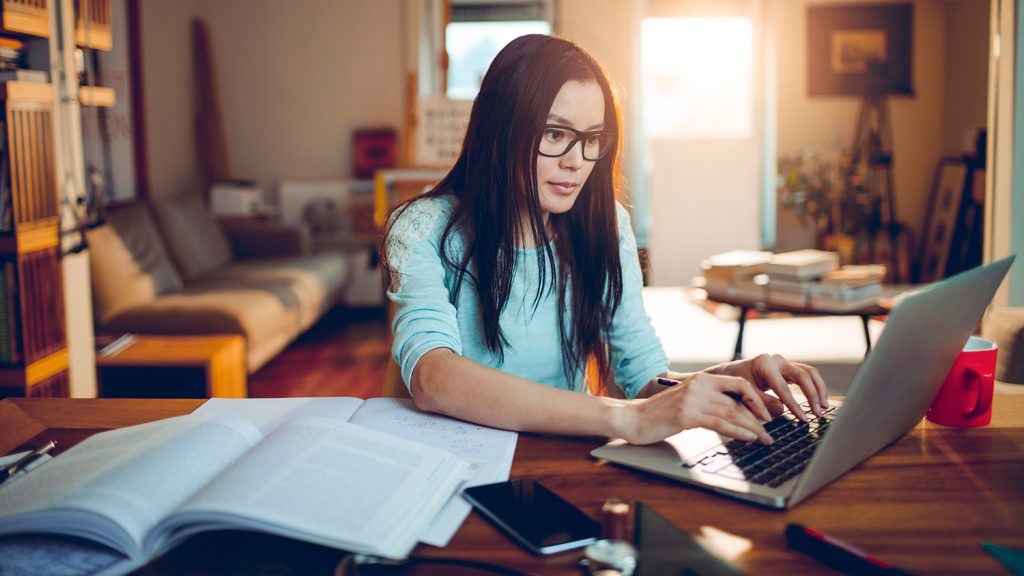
(385, 197, 453, 291)
(615, 202, 638, 256)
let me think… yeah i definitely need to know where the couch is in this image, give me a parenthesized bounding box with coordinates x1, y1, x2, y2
(86, 191, 349, 373)
(983, 307, 1024, 384)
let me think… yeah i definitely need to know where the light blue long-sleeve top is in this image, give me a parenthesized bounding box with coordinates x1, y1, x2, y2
(385, 194, 668, 398)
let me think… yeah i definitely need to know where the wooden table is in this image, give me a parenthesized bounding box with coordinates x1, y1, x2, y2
(1, 390, 1023, 575)
(96, 335, 247, 398)
(700, 290, 892, 360)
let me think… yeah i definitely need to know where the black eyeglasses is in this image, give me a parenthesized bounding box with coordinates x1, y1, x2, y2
(538, 124, 615, 161)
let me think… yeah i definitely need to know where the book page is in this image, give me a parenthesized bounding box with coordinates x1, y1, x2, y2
(192, 397, 364, 436)
(0, 535, 137, 576)
(349, 398, 518, 546)
(158, 417, 467, 560)
(0, 414, 261, 559)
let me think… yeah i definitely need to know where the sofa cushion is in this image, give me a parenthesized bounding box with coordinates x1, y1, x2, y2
(982, 307, 1024, 384)
(86, 204, 184, 325)
(101, 286, 303, 363)
(151, 191, 234, 281)
(199, 252, 348, 330)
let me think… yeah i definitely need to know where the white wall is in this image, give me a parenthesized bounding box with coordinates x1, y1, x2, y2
(141, 0, 405, 199)
(141, 0, 202, 199)
(773, 0, 947, 254)
(772, 0, 990, 257)
(649, 140, 762, 284)
(942, 0, 990, 157)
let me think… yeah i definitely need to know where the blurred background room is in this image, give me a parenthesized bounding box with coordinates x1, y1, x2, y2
(0, 0, 1019, 401)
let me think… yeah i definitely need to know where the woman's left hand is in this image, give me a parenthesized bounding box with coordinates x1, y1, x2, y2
(706, 354, 828, 420)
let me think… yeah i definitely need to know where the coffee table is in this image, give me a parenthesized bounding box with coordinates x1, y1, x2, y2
(699, 291, 891, 361)
(96, 335, 247, 398)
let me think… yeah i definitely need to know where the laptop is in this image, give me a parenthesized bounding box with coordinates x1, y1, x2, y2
(592, 256, 1015, 509)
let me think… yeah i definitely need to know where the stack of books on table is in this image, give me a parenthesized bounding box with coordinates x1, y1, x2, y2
(812, 265, 886, 311)
(695, 249, 774, 301)
(764, 249, 884, 311)
(764, 249, 840, 307)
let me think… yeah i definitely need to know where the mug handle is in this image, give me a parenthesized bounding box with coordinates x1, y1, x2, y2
(963, 366, 995, 418)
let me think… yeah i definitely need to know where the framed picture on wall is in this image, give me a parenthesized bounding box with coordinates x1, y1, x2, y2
(807, 3, 914, 97)
(919, 158, 969, 283)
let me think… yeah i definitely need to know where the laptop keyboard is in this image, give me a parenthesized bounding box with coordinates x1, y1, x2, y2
(680, 402, 838, 488)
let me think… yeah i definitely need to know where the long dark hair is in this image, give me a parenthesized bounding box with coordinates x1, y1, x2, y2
(385, 34, 625, 389)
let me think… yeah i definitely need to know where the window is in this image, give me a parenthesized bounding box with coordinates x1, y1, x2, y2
(641, 17, 753, 139)
(446, 2, 552, 100)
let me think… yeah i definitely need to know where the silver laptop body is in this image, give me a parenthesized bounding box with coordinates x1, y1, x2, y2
(591, 256, 1015, 509)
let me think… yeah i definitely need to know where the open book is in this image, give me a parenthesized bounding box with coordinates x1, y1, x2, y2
(0, 398, 485, 566)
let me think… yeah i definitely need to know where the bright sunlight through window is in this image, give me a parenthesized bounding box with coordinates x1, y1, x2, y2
(446, 21, 551, 100)
(642, 17, 753, 139)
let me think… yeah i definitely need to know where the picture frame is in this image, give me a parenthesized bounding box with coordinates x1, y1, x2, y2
(918, 158, 969, 283)
(807, 3, 914, 97)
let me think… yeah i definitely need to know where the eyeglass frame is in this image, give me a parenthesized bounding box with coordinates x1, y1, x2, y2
(537, 124, 616, 161)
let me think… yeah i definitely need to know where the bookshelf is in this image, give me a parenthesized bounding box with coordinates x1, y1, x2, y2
(74, 0, 111, 50)
(0, 81, 69, 397)
(0, 0, 48, 39)
(0, 0, 112, 397)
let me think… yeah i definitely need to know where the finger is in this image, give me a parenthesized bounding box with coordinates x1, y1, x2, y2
(779, 359, 821, 417)
(714, 377, 771, 421)
(759, 360, 806, 421)
(759, 390, 786, 417)
(714, 402, 772, 444)
(795, 362, 829, 409)
(702, 415, 763, 444)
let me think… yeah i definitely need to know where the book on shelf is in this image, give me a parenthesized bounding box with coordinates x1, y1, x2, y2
(0, 69, 47, 83)
(0, 121, 8, 233)
(766, 249, 840, 280)
(3, 261, 17, 364)
(0, 265, 8, 363)
(0, 398, 476, 565)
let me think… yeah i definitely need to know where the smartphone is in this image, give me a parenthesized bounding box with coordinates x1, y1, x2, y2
(462, 478, 600, 555)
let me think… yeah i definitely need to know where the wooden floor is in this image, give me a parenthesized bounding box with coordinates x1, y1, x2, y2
(247, 305, 390, 398)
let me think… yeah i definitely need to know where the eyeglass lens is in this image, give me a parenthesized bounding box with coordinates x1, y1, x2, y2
(539, 126, 611, 160)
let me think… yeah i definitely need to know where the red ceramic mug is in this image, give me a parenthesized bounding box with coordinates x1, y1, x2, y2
(926, 336, 997, 427)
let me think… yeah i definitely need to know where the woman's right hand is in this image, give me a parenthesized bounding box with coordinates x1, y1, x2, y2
(619, 373, 775, 446)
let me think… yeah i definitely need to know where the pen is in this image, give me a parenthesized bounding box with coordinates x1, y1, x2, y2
(658, 377, 744, 402)
(786, 523, 913, 575)
(0, 440, 56, 483)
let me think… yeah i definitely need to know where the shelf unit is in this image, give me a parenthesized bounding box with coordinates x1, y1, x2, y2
(0, 80, 69, 397)
(74, 0, 110, 50)
(79, 84, 113, 107)
(0, 0, 48, 39)
(0, 0, 113, 398)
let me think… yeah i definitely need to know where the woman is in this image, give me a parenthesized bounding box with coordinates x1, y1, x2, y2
(383, 34, 827, 446)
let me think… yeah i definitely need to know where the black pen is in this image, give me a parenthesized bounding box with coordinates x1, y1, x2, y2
(658, 377, 744, 402)
(0, 440, 56, 483)
(786, 523, 914, 575)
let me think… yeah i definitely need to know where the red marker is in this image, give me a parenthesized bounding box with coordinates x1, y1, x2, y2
(786, 523, 913, 575)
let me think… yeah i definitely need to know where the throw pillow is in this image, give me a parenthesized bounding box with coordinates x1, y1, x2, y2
(86, 203, 184, 325)
(151, 190, 234, 281)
